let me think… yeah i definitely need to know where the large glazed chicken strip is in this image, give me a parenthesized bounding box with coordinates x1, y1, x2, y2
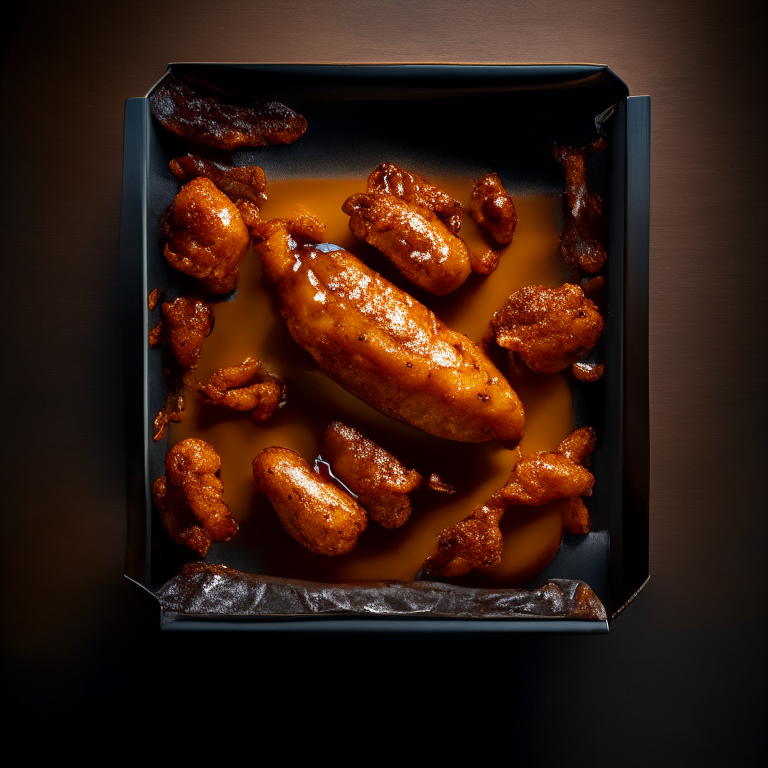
(254, 219, 525, 444)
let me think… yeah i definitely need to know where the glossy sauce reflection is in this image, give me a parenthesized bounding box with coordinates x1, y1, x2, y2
(170, 178, 573, 586)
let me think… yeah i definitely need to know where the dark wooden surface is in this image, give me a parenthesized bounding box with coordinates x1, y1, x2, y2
(2, 1, 765, 760)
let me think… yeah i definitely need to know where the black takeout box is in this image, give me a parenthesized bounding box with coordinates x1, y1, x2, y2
(119, 64, 649, 631)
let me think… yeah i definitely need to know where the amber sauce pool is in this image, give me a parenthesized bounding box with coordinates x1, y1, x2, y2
(170, 177, 573, 587)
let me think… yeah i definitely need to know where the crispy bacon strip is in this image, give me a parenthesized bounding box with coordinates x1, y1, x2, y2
(150, 73, 307, 150)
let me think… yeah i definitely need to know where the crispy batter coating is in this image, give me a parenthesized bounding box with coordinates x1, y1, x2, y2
(160, 297, 214, 368)
(427, 473, 456, 494)
(148, 288, 162, 310)
(572, 362, 604, 382)
(253, 218, 525, 444)
(162, 176, 250, 294)
(320, 421, 422, 529)
(488, 284, 604, 374)
(343, 192, 473, 296)
(152, 389, 185, 442)
(169, 154, 267, 205)
(470, 173, 517, 245)
(562, 496, 591, 535)
(188, 357, 286, 421)
(553, 138, 608, 276)
(493, 427, 596, 506)
(422, 428, 596, 577)
(152, 475, 212, 557)
(149, 73, 307, 150)
(367, 162, 464, 234)
(253, 446, 367, 556)
(469, 247, 500, 276)
(421, 503, 505, 577)
(166, 438, 238, 541)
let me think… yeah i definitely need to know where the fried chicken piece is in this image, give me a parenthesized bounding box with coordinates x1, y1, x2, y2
(152, 475, 212, 557)
(188, 357, 286, 422)
(152, 389, 185, 442)
(253, 217, 525, 444)
(470, 173, 517, 245)
(169, 154, 267, 205)
(492, 427, 596, 507)
(427, 473, 456, 494)
(553, 138, 608, 276)
(343, 192, 473, 296)
(562, 496, 591, 535)
(162, 176, 250, 294)
(148, 288, 162, 310)
(488, 284, 604, 375)
(158, 297, 214, 368)
(421, 503, 505, 577)
(367, 162, 464, 234)
(165, 438, 238, 541)
(253, 446, 368, 556)
(572, 362, 605, 382)
(421, 427, 596, 578)
(149, 73, 306, 150)
(320, 422, 422, 529)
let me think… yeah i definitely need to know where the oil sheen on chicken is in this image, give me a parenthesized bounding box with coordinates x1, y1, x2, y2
(254, 219, 525, 444)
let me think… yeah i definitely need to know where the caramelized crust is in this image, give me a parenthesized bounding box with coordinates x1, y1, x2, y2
(188, 357, 286, 422)
(254, 219, 525, 444)
(488, 283, 604, 374)
(562, 496, 591, 535)
(421, 503, 505, 577)
(152, 475, 212, 557)
(553, 138, 608, 276)
(253, 446, 367, 556)
(161, 297, 214, 368)
(150, 73, 307, 150)
(343, 192, 472, 296)
(169, 154, 267, 205)
(162, 177, 250, 294)
(166, 438, 238, 541)
(320, 421, 422, 529)
(470, 173, 517, 244)
(367, 162, 464, 234)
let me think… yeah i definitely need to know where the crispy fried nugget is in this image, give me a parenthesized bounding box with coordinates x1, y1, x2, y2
(169, 154, 267, 205)
(150, 73, 306, 150)
(162, 177, 250, 294)
(253, 446, 367, 556)
(343, 192, 473, 296)
(470, 172, 517, 245)
(188, 357, 286, 422)
(253, 217, 525, 444)
(421, 503, 505, 578)
(367, 162, 464, 234)
(320, 422, 422, 529)
(165, 438, 238, 541)
(161, 297, 214, 368)
(152, 475, 212, 557)
(488, 284, 604, 375)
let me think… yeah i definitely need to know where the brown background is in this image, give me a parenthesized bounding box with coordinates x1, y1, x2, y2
(2, 0, 765, 760)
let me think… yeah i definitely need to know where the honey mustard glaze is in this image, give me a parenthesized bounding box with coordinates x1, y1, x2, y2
(170, 177, 574, 586)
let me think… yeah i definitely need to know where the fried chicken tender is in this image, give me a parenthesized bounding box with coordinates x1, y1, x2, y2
(162, 177, 250, 294)
(488, 284, 604, 375)
(493, 428, 595, 507)
(367, 162, 464, 234)
(160, 297, 214, 368)
(169, 154, 267, 205)
(421, 503, 505, 577)
(553, 138, 608, 276)
(470, 173, 517, 245)
(253, 218, 525, 444)
(165, 438, 238, 541)
(188, 357, 286, 421)
(253, 446, 368, 556)
(152, 475, 212, 557)
(421, 428, 596, 577)
(150, 73, 307, 150)
(343, 192, 473, 296)
(320, 421, 422, 529)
